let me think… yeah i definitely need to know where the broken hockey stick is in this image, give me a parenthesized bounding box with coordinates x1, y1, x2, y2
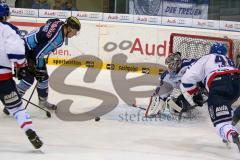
(24, 84, 51, 118)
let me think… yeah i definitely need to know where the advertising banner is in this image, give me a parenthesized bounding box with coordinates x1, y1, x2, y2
(129, 0, 163, 16)
(192, 19, 219, 30)
(129, 0, 209, 19)
(10, 8, 38, 17)
(72, 11, 103, 21)
(162, 0, 209, 19)
(10, 13, 240, 75)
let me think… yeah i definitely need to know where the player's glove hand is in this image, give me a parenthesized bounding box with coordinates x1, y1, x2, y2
(35, 68, 47, 82)
(14, 66, 28, 80)
(192, 92, 204, 107)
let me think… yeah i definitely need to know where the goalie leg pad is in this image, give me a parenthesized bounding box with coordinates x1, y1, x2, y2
(145, 95, 165, 117)
(166, 98, 182, 113)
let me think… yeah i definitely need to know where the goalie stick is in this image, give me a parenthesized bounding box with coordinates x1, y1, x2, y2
(132, 103, 147, 111)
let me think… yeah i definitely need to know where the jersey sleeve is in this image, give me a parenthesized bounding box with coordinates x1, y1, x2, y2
(31, 19, 64, 68)
(4, 25, 25, 66)
(36, 18, 63, 43)
(181, 56, 209, 95)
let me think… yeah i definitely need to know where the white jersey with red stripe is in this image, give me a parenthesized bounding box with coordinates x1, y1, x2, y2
(0, 22, 25, 80)
(181, 53, 239, 95)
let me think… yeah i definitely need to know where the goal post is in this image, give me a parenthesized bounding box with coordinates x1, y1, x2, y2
(169, 33, 234, 59)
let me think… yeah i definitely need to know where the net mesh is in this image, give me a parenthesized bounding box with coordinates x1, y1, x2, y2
(169, 33, 234, 59)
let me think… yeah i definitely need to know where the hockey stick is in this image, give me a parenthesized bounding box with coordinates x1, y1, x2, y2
(22, 98, 51, 118)
(24, 84, 51, 118)
(132, 104, 147, 111)
(24, 84, 37, 110)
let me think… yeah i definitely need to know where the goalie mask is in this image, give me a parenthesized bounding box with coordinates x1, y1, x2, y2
(165, 52, 182, 74)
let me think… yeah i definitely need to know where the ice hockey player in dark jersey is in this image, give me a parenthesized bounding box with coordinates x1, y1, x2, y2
(0, 22, 43, 149)
(17, 16, 81, 110)
(180, 42, 240, 151)
(145, 52, 198, 118)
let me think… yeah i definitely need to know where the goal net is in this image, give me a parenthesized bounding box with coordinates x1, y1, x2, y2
(169, 33, 234, 59)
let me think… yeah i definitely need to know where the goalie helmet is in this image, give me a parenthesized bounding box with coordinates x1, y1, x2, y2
(210, 42, 227, 55)
(165, 52, 182, 74)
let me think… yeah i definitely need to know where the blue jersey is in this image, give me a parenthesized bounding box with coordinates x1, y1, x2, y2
(24, 18, 65, 68)
(1, 21, 20, 35)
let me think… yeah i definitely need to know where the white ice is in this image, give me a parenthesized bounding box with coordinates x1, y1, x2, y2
(0, 67, 239, 160)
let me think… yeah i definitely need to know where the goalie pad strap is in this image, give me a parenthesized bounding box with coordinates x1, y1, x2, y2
(166, 98, 182, 113)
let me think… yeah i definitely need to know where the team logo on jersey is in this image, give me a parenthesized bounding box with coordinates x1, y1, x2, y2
(215, 105, 229, 117)
(47, 21, 60, 38)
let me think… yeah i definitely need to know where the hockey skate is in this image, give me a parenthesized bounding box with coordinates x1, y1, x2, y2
(231, 131, 240, 152)
(25, 129, 43, 149)
(222, 139, 231, 149)
(3, 107, 9, 115)
(39, 97, 57, 110)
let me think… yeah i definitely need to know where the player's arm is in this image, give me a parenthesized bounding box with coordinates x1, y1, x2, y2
(3, 25, 27, 79)
(180, 56, 208, 106)
(4, 25, 26, 66)
(35, 19, 64, 68)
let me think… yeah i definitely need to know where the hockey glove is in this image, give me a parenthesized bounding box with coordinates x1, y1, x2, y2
(192, 92, 204, 107)
(14, 66, 28, 80)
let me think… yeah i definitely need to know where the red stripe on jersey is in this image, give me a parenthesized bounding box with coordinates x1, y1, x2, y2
(207, 70, 240, 88)
(187, 87, 199, 95)
(226, 129, 234, 142)
(20, 121, 32, 129)
(0, 73, 13, 80)
(15, 62, 26, 68)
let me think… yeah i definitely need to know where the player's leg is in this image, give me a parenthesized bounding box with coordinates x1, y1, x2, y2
(17, 71, 35, 97)
(145, 86, 166, 117)
(36, 68, 57, 110)
(232, 74, 240, 126)
(0, 79, 43, 149)
(3, 70, 35, 115)
(232, 107, 240, 126)
(208, 77, 239, 145)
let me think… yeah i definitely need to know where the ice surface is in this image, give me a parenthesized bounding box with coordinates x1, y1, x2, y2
(0, 67, 239, 160)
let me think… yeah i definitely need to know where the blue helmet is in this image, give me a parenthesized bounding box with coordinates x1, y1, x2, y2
(0, 3, 9, 17)
(210, 42, 227, 55)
